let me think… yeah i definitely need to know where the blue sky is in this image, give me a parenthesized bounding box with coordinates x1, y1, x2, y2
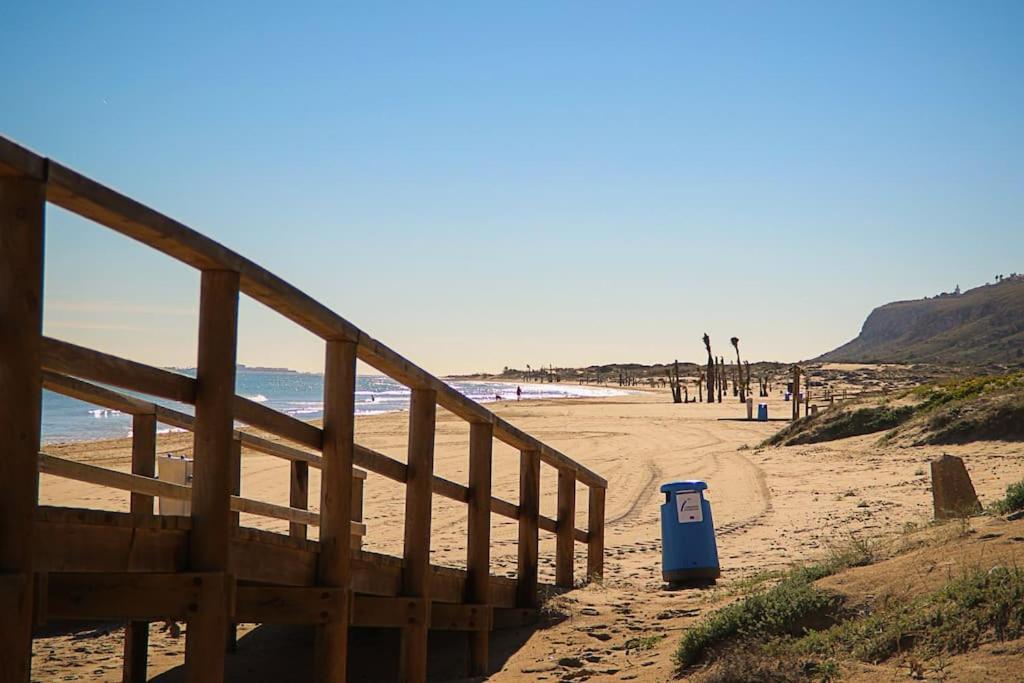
(3, 1, 1022, 373)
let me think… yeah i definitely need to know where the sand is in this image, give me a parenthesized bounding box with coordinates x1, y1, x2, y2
(33, 389, 1024, 681)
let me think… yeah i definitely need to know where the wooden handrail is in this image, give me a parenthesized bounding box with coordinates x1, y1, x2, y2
(43, 370, 585, 537)
(3, 133, 607, 681)
(4, 134, 605, 489)
(37, 452, 366, 536)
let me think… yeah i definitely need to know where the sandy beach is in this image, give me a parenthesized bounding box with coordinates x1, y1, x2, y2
(32, 388, 1024, 681)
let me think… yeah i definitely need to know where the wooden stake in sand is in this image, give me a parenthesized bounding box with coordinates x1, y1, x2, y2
(703, 334, 715, 404)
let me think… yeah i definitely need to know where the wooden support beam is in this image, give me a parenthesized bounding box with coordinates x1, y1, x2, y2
(235, 586, 346, 624)
(400, 389, 436, 683)
(0, 173, 45, 683)
(290, 461, 309, 540)
(315, 340, 357, 682)
(466, 421, 493, 676)
(587, 487, 606, 583)
(431, 603, 491, 631)
(517, 449, 540, 608)
(556, 468, 576, 588)
(46, 572, 230, 621)
(185, 270, 239, 683)
(350, 596, 428, 629)
(125, 413, 157, 682)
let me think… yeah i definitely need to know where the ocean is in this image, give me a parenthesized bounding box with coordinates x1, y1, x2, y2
(41, 370, 627, 444)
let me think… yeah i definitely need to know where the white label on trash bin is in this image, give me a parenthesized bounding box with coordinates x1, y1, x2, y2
(676, 492, 703, 524)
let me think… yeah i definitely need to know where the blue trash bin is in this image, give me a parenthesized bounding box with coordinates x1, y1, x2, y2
(660, 481, 720, 582)
(757, 403, 768, 421)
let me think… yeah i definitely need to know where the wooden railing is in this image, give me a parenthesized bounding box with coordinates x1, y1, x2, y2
(0, 135, 607, 683)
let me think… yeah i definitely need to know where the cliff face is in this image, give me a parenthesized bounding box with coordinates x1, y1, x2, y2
(817, 278, 1024, 366)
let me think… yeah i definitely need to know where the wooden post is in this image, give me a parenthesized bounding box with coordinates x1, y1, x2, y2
(124, 413, 157, 682)
(184, 270, 239, 683)
(290, 461, 309, 540)
(555, 469, 576, 588)
(466, 421, 493, 676)
(315, 340, 358, 682)
(226, 436, 242, 654)
(229, 437, 242, 528)
(516, 449, 540, 608)
(587, 486, 606, 582)
(400, 388, 437, 682)
(0, 173, 45, 683)
(791, 367, 801, 421)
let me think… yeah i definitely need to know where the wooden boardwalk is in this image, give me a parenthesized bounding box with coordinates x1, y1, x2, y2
(0, 135, 607, 683)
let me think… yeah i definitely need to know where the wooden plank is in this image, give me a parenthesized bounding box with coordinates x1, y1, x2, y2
(41, 337, 196, 404)
(47, 572, 227, 620)
(39, 452, 191, 500)
(233, 393, 322, 450)
(39, 452, 366, 535)
(0, 173, 45, 683)
(316, 340, 358, 682)
(466, 421, 493, 675)
(42, 370, 155, 416)
(556, 468, 576, 588)
(126, 413, 157, 681)
(587, 486, 606, 582)
(289, 461, 309, 540)
(433, 475, 469, 503)
(517, 449, 540, 608)
(230, 535, 316, 587)
(235, 586, 345, 624)
(355, 444, 407, 482)
(185, 269, 239, 683)
(431, 603, 491, 631)
(45, 159, 362, 343)
(34, 520, 188, 573)
(491, 496, 519, 521)
(401, 388, 436, 683)
(0, 134, 46, 178)
(351, 596, 428, 629)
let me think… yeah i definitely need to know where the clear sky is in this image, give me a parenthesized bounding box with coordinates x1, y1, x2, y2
(3, 2, 1022, 374)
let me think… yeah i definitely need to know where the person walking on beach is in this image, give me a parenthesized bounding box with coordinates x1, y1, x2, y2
(517, 386, 523, 401)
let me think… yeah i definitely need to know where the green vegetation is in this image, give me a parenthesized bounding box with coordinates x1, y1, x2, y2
(678, 551, 1024, 680)
(676, 540, 873, 669)
(795, 566, 1024, 664)
(762, 404, 915, 447)
(992, 479, 1024, 515)
(625, 633, 665, 652)
(764, 371, 1024, 447)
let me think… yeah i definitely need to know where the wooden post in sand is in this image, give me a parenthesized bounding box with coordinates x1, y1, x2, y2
(791, 366, 801, 421)
(517, 449, 541, 607)
(124, 412, 157, 682)
(184, 270, 240, 683)
(316, 340, 358, 681)
(289, 460, 309, 539)
(703, 334, 715, 403)
(556, 468, 576, 588)
(400, 388, 436, 682)
(0, 171, 45, 683)
(466, 421, 493, 675)
(587, 486, 606, 582)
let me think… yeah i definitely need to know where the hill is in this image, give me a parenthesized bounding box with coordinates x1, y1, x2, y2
(817, 276, 1024, 366)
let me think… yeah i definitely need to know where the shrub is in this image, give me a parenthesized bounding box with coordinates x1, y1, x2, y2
(992, 479, 1024, 515)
